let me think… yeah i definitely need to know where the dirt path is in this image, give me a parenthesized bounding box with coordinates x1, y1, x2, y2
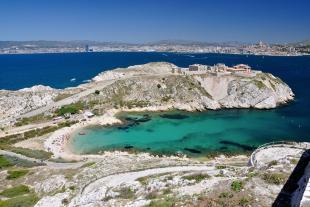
(69, 165, 218, 206)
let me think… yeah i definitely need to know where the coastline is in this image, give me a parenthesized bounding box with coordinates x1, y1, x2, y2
(43, 103, 279, 160)
(0, 50, 308, 58)
(45, 103, 219, 160)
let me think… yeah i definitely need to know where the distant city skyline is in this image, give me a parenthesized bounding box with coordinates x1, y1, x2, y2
(0, 0, 309, 43)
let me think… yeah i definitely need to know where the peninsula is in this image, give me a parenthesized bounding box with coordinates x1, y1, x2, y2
(1, 62, 308, 207)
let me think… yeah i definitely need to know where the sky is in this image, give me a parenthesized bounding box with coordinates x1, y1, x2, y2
(0, 0, 309, 43)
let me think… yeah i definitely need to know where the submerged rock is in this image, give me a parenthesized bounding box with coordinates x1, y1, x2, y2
(160, 114, 189, 120)
(219, 140, 255, 151)
(184, 148, 202, 154)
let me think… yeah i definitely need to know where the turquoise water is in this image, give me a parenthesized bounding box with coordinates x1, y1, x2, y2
(1, 52, 309, 156)
(70, 109, 309, 156)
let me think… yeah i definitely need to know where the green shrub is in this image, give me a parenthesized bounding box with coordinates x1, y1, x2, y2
(147, 197, 176, 207)
(15, 114, 52, 127)
(218, 192, 233, 199)
(117, 187, 135, 199)
(0, 155, 12, 169)
(262, 173, 286, 185)
(0, 194, 38, 207)
(0, 185, 30, 198)
(290, 159, 298, 164)
(54, 93, 72, 102)
(137, 176, 148, 185)
(56, 102, 84, 116)
(80, 162, 96, 168)
(6, 169, 29, 180)
(182, 173, 210, 182)
(253, 80, 266, 89)
(268, 160, 278, 167)
(231, 180, 244, 192)
(239, 197, 252, 206)
(9, 148, 52, 160)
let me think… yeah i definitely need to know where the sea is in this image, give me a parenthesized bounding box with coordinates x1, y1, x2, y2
(0, 52, 309, 156)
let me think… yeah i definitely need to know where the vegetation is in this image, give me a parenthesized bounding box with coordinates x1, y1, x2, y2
(0, 185, 30, 198)
(0, 121, 76, 147)
(268, 160, 278, 167)
(116, 187, 135, 199)
(231, 180, 244, 192)
(56, 102, 84, 116)
(253, 80, 266, 89)
(147, 197, 176, 207)
(0, 155, 13, 169)
(290, 159, 298, 165)
(145, 191, 159, 200)
(161, 96, 172, 102)
(122, 100, 150, 109)
(269, 80, 276, 91)
(197, 192, 254, 207)
(137, 176, 148, 186)
(216, 165, 227, 169)
(218, 192, 233, 199)
(15, 114, 52, 127)
(53, 93, 73, 102)
(182, 173, 210, 182)
(262, 173, 286, 185)
(8, 147, 52, 160)
(247, 171, 259, 180)
(0, 194, 38, 207)
(238, 197, 252, 207)
(6, 169, 29, 180)
(3, 155, 44, 168)
(80, 162, 96, 168)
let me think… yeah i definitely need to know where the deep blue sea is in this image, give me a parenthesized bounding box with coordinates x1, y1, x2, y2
(0, 52, 309, 155)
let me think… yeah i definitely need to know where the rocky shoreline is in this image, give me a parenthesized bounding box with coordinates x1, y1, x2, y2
(1, 63, 308, 207)
(0, 62, 296, 159)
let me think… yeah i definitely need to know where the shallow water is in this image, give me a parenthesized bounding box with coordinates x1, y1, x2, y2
(70, 109, 309, 156)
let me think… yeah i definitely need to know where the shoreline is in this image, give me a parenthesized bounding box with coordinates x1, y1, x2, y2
(45, 104, 213, 160)
(0, 51, 308, 57)
(42, 105, 272, 160)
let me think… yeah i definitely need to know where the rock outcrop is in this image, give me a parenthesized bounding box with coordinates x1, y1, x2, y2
(0, 85, 58, 122)
(84, 62, 294, 112)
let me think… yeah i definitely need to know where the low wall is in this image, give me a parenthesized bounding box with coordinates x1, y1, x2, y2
(249, 141, 309, 167)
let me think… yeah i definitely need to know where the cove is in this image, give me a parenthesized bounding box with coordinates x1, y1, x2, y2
(69, 108, 309, 157)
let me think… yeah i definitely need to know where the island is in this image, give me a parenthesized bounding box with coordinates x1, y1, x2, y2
(1, 62, 309, 207)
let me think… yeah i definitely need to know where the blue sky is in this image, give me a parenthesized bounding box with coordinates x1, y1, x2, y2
(0, 0, 309, 43)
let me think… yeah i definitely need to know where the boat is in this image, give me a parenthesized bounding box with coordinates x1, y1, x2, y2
(78, 131, 86, 135)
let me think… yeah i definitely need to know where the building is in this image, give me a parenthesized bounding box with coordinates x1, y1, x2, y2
(213, 63, 228, 72)
(189, 64, 211, 71)
(231, 64, 251, 73)
(84, 110, 94, 118)
(189, 64, 199, 71)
